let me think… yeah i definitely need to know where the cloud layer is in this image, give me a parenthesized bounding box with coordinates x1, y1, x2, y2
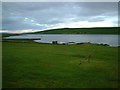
(2, 2, 118, 33)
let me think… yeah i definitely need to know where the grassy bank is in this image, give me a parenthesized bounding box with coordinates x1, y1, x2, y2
(2, 42, 119, 88)
(32, 27, 119, 34)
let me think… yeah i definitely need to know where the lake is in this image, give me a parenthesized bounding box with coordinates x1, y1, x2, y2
(5, 34, 119, 46)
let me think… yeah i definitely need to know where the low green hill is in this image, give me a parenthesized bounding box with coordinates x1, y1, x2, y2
(32, 27, 119, 34)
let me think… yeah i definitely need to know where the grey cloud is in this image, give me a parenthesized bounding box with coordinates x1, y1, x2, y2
(2, 2, 118, 30)
(75, 2, 118, 17)
(88, 16, 107, 22)
(75, 2, 118, 12)
(88, 18, 105, 22)
(2, 2, 67, 13)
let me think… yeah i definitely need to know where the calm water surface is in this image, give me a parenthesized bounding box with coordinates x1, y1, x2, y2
(5, 34, 119, 46)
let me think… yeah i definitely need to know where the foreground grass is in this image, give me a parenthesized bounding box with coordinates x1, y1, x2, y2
(2, 42, 119, 88)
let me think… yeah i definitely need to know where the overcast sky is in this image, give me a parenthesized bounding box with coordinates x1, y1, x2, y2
(2, 2, 118, 33)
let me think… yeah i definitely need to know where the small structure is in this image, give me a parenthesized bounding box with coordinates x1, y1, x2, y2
(52, 41, 58, 44)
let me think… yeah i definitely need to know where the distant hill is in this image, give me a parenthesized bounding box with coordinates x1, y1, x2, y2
(2, 33, 20, 38)
(30, 27, 119, 34)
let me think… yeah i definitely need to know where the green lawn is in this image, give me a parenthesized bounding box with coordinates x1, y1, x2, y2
(2, 42, 119, 88)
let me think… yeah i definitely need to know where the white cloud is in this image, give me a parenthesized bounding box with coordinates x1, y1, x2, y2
(0, 29, 40, 33)
(45, 16, 117, 30)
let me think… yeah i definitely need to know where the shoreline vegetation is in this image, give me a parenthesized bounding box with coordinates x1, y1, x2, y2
(2, 39, 111, 47)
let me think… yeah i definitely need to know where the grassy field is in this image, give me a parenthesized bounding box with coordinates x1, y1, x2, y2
(2, 41, 119, 88)
(31, 27, 119, 34)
